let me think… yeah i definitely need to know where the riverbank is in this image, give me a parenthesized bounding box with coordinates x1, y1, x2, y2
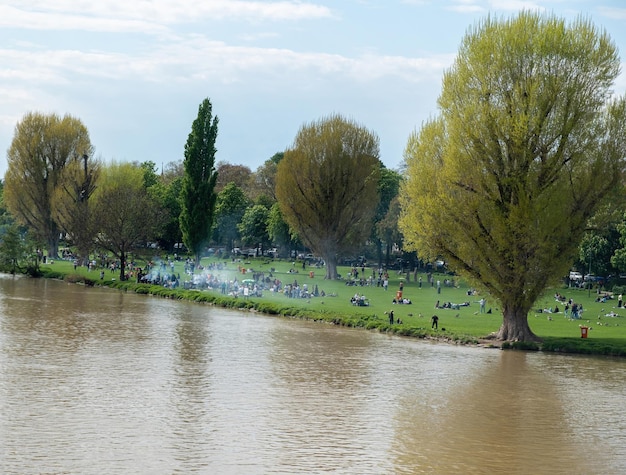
(38, 256, 626, 357)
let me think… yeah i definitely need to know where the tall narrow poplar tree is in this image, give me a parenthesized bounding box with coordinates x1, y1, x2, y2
(180, 98, 219, 265)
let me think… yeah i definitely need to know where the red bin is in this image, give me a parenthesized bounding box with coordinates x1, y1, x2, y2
(580, 326, 588, 338)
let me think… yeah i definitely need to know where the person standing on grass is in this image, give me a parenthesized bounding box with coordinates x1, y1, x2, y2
(431, 314, 439, 329)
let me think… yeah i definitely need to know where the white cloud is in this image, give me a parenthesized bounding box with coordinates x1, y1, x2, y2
(0, 34, 451, 89)
(447, 0, 485, 14)
(1, 0, 334, 32)
(447, 0, 545, 14)
(597, 7, 626, 21)
(488, 0, 544, 11)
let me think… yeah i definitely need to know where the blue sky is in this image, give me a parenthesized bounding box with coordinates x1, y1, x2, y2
(1, 0, 625, 177)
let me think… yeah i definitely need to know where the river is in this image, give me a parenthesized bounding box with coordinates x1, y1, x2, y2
(0, 275, 624, 474)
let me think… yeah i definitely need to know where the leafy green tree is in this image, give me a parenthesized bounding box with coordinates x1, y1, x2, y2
(251, 152, 283, 202)
(138, 161, 184, 251)
(376, 196, 403, 267)
(276, 114, 381, 279)
(374, 166, 402, 267)
(52, 154, 100, 265)
(92, 162, 159, 281)
(579, 233, 611, 279)
(4, 112, 93, 258)
(0, 181, 15, 231)
(180, 98, 219, 265)
(0, 224, 26, 274)
(153, 176, 184, 251)
(267, 202, 299, 256)
(139, 161, 160, 189)
(610, 214, 626, 274)
(237, 204, 270, 250)
(213, 182, 249, 249)
(399, 12, 626, 342)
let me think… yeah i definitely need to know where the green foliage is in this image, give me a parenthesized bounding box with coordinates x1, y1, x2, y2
(579, 233, 611, 276)
(237, 204, 270, 248)
(92, 162, 159, 280)
(140, 161, 159, 189)
(180, 98, 219, 264)
(400, 11, 626, 341)
(539, 338, 626, 357)
(0, 224, 26, 274)
(214, 182, 249, 247)
(52, 154, 100, 264)
(611, 214, 626, 273)
(276, 114, 381, 279)
(267, 203, 299, 253)
(252, 153, 283, 202)
(4, 112, 93, 257)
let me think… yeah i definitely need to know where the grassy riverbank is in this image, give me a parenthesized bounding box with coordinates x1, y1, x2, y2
(39, 255, 626, 356)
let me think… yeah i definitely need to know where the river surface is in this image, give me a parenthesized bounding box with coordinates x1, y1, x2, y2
(0, 275, 625, 474)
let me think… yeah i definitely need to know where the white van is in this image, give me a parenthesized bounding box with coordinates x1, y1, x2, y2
(569, 271, 583, 281)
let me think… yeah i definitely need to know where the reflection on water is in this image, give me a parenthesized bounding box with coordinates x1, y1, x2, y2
(0, 276, 625, 474)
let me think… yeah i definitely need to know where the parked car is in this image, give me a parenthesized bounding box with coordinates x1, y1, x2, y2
(569, 271, 583, 281)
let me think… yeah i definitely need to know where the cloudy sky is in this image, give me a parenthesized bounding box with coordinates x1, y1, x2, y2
(1, 0, 625, 176)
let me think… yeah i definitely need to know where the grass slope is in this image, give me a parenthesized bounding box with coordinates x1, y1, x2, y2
(39, 255, 626, 356)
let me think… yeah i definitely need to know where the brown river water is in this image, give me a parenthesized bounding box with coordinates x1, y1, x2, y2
(0, 275, 624, 474)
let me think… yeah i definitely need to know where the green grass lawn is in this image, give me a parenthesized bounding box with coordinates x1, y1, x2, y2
(40, 254, 626, 355)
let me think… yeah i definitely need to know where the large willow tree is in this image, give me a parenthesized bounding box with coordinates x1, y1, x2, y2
(52, 154, 101, 265)
(4, 112, 93, 258)
(399, 12, 626, 342)
(276, 114, 380, 279)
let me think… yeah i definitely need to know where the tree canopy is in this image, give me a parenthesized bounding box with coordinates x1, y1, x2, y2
(4, 112, 93, 257)
(52, 153, 100, 264)
(180, 98, 219, 265)
(237, 204, 271, 251)
(399, 11, 626, 341)
(92, 162, 159, 281)
(276, 114, 381, 279)
(213, 182, 249, 249)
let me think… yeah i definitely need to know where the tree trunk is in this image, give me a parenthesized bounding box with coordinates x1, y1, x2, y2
(119, 250, 126, 281)
(324, 254, 338, 279)
(47, 236, 59, 260)
(385, 242, 391, 267)
(495, 307, 542, 342)
(376, 238, 383, 269)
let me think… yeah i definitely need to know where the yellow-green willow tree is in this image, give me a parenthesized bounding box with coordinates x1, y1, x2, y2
(52, 154, 101, 265)
(399, 12, 626, 342)
(4, 112, 93, 258)
(92, 162, 159, 281)
(276, 115, 380, 279)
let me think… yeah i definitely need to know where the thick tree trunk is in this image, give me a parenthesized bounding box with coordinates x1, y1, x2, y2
(324, 255, 338, 279)
(119, 250, 127, 281)
(47, 236, 59, 260)
(495, 307, 542, 342)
